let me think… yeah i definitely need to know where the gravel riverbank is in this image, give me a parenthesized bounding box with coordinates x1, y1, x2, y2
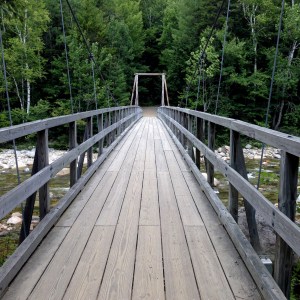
(0, 144, 282, 171)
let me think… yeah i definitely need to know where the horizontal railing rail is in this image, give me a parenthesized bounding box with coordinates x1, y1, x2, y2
(158, 106, 300, 299)
(0, 105, 142, 296)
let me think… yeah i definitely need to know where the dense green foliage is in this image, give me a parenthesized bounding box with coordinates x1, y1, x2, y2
(0, 0, 299, 136)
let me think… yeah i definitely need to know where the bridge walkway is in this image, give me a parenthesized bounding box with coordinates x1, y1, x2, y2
(2, 117, 261, 299)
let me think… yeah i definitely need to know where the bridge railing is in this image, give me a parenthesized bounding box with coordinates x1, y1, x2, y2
(158, 106, 300, 299)
(0, 105, 142, 294)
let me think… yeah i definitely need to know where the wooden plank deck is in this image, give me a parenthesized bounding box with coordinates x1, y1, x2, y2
(2, 117, 262, 300)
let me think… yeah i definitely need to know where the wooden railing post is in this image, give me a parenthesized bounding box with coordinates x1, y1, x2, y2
(229, 130, 239, 222)
(187, 114, 193, 159)
(195, 117, 202, 169)
(98, 114, 103, 157)
(38, 129, 49, 219)
(207, 122, 215, 187)
(87, 117, 93, 168)
(69, 121, 77, 187)
(19, 129, 49, 243)
(108, 111, 112, 145)
(229, 130, 261, 251)
(117, 109, 121, 136)
(274, 152, 299, 298)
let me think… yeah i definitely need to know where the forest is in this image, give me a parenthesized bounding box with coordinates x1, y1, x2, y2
(0, 0, 299, 137)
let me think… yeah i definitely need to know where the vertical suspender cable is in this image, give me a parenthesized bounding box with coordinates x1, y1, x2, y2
(0, 28, 21, 185)
(257, 0, 285, 190)
(0, 26, 27, 238)
(60, 0, 74, 113)
(184, 0, 226, 108)
(65, 0, 116, 107)
(215, 0, 231, 115)
(90, 54, 97, 110)
(195, 59, 203, 110)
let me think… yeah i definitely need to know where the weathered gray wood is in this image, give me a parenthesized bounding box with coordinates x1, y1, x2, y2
(157, 171, 200, 299)
(160, 107, 300, 157)
(97, 170, 143, 299)
(185, 226, 235, 299)
(183, 171, 262, 300)
(0, 112, 139, 220)
(0, 115, 140, 298)
(229, 130, 261, 251)
(77, 125, 87, 179)
(96, 121, 146, 226)
(0, 106, 140, 143)
(87, 117, 93, 168)
(28, 172, 118, 299)
(63, 226, 115, 299)
(229, 130, 239, 222)
(195, 117, 201, 169)
(38, 129, 50, 219)
(19, 148, 39, 243)
(69, 121, 77, 187)
(158, 115, 286, 299)
(132, 226, 165, 300)
(207, 122, 215, 187)
(160, 111, 300, 257)
(3, 227, 69, 300)
(187, 114, 193, 159)
(274, 152, 299, 298)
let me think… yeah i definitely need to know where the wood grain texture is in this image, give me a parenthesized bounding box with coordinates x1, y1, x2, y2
(160, 106, 300, 157)
(0, 112, 140, 220)
(28, 171, 118, 300)
(132, 226, 165, 300)
(97, 170, 143, 299)
(0, 119, 138, 298)
(157, 172, 200, 300)
(63, 226, 115, 300)
(161, 111, 300, 256)
(144, 118, 156, 170)
(2, 227, 69, 300)
(56, 150, 118, 227)
(159, 116, 283, 299)
(185, 226, 235, 300)
(0, 106, 140, 143)
(139, 170, 160, 226)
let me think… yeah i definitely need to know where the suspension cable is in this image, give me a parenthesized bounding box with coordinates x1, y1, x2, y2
(59, 0, 74, 113)
(215, 0, 231, 115)
(195, 59, 203, 110)
(65, 0, 116, 107)
(185, 0, 226, 107)
(0, 26, 27, 238)
(90, 53, 97, 110)
(257, 0, 285, 190)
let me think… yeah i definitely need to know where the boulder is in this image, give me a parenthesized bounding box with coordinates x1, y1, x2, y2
(7, 216, 22, 225)
(201, 173, 220, 186)
(12, 212, 22, 218)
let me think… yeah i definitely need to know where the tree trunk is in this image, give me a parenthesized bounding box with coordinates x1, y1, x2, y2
(26, 78, 30, 114)
(274, 40, 298, 130)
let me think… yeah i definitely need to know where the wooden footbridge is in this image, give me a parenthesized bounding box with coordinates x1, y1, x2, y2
(0, 105, 300, 299)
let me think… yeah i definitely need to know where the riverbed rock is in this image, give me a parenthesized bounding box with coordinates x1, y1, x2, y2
(245, 144, 252, 149)
(202, 173, 220, 186)
(12, 212, 22, 218)
(7, 216, 22, 225)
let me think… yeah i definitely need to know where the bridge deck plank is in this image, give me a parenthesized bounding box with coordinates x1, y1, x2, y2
(2, 116, 261, 300)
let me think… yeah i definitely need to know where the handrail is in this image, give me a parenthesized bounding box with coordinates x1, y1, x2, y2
(0, 106, 142, 296)
(0, 106, 141, 220)
(158, 106, 299, 299)
(0, 106, 138, 143)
